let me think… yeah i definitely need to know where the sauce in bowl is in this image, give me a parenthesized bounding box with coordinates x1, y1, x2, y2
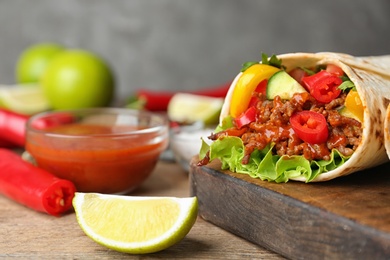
(26, 109, 169, 194)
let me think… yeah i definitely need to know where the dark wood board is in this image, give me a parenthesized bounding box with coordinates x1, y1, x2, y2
(189, 157, 390, 259)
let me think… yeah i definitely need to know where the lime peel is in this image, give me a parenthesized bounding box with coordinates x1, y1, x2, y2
(0, 84, 51, 115)
(73, 192, 198, 254)
(167, 93, 224, 125)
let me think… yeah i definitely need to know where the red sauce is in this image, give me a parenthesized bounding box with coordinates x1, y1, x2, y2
(26, 123, 168, 194)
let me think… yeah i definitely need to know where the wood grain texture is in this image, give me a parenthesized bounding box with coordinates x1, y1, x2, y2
(0, 160, 284, 259)
(190, 158, 390, 259)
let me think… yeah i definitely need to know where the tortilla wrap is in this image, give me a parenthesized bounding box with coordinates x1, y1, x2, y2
(385, 105, 390, 159)
(217, 52, 390, 182)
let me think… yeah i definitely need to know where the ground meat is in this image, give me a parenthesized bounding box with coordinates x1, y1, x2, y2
(256, 97, 273, 123)
(215, 92, 362, 164)
(208, 127, 248, 140)
(325, 92, 347, 110)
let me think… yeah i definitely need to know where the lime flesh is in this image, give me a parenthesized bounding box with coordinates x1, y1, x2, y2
(72, 192, 198, 254)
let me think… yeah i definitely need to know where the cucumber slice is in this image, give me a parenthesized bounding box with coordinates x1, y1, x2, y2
(266, 70, 307, 100)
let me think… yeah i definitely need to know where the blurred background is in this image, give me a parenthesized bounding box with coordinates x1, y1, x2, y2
(1, 0, 390, 103)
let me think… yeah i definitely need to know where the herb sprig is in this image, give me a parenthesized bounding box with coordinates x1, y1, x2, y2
(241, 52, 285, 72)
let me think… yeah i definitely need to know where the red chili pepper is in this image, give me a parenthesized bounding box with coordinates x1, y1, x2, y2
(290, 110, 328, 144)
(193, 82, 232, 97)
(0, 109, 75, 148)
(127, 82, 231, 111)
(0, 138, 18, 148)
(301, 71, 342, 103)
(234, 106, 257, 129)
(132, 90, 174, 111)
(0, 109, 29, 147)
(0, 149, 76, 216)
(30, 112, 76, 130)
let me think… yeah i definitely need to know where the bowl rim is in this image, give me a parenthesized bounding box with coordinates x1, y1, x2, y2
(26, 107, 169, 139)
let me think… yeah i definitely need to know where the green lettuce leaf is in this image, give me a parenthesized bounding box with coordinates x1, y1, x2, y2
(214, 115, 234, 133)
(204, 136, 351, 182)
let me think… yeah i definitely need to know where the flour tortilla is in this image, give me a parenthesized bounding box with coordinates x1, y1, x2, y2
(219, 52, 390, 182)
(385, 105, 390, 159)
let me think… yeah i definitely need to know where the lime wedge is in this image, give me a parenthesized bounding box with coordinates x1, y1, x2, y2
(168, 93, 224, 125)
(72, 192, 198, 254)
(0, 84, 51, 115)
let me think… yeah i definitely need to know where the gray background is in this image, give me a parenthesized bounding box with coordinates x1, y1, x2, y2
(1, 0, 390, 104)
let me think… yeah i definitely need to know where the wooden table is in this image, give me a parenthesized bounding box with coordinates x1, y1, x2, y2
(0, 159, 284, 259)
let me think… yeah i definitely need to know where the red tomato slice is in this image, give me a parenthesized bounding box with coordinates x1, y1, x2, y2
(288, 68, 308, 85)
(326, 64, 344, 77)
(290, 110, 328, 144)
(301, 71, 342, 103)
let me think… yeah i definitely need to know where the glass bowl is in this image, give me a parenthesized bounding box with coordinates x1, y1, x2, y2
(170, 121, 213, 172)
(25, 108, 169, 194)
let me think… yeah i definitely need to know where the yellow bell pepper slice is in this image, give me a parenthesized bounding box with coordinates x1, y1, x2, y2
(345, 90, 364, 122)
(230, 64, 280, 118)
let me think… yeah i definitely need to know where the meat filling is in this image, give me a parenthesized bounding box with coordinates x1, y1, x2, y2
(208, 92, 362, 165)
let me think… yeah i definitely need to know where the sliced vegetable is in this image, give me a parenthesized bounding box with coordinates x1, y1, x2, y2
(288, 68, 309, 85)
(338, 106, 361, 122)
(290, 111, 329, 144)
(248, 79, 267, 107)
(241, 62, 258, 72)
(254, 79, 268, 96)
(344, 90, 364, 122)
(230, 64, 280, 118)
(0, 84, 51, 115)
(301, 70, 342, 103)
(0, 108, 29, 147)
(234, 106, 257, 129)
(0, 149, 76, 216)
(266, 70, 307, 100)
(167, 93, 223, 125)
(325, 64, 344, 77)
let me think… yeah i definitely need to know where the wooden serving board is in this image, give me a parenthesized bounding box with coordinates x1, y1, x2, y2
(189, 157, 390, 259)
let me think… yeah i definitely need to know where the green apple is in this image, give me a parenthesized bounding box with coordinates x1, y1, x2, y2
(41, 49, 115, 110)
(16, 43, 65, 83)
